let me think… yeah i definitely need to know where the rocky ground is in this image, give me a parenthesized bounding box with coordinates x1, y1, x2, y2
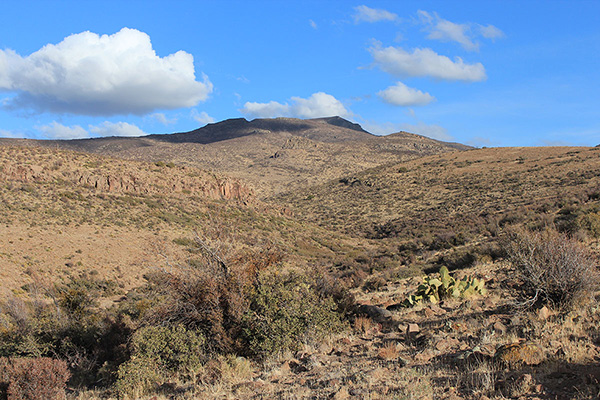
(83, 260, 599, 400)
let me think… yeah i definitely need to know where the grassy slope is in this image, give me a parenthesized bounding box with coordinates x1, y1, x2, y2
(0, 145, 370, 300)
(278, 146, 600, 241)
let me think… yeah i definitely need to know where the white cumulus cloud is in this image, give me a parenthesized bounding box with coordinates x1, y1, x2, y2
(36, 122, 89, 139)
(241, 92, 351, 119)
(369, 44, 486, 82)
(89, 121, 146, 137)
(0, 28, 213, 115)
(377, 82, 435, 106)
(353, 5, 398, 23)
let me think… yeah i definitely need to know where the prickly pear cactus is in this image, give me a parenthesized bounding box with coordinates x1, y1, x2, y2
(402, 266, 486, 307)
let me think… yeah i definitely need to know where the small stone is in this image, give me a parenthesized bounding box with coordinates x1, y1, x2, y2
(435, 337, 460, 352)
(429, 304, 446, 314)
(422, 307, 436, 318)
(405, 323, 420, 337)
(414, 348, 436, 363)
(358, 304, 392, 322)
(538, 306, 551, 320)
(493, 321, 507, 335)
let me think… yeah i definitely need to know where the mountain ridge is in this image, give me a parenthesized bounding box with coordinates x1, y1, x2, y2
(0, 116, 470, 196)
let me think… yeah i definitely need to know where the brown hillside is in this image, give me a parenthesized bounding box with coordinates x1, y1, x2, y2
(1, 117, 469, 197)
(278, 146, 600, 245)
(0, 145, 371, 300)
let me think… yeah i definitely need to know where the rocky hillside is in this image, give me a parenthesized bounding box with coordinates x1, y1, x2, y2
(1, 117, 470, 196)
(0, 145, 252, 202)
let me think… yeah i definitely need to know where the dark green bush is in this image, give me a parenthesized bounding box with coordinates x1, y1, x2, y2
(242, 270, 346, 359)
(115, 325, 204, 398)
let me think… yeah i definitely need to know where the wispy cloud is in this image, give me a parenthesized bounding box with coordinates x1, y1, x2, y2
(309, 19, 318, 29)
(479, 24, 505, 40)
(0, 129, 23, 138)
(353, 5, 398, 23)
(191, 110, 215, 126)
(418, 10, 478, 51)
(35, 120, 147, 139)
(377, 82, 435, 106)
(418, 10, 505, 51)
(241, 92, 351, 119)
(362, 119, 452, 141)
(0, 28, 213, 116)
(369, 43, 486, 82)
(149, 113, 177, 125)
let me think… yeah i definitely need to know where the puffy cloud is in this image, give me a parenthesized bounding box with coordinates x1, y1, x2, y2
(241, 92, 351, 119)
(291, 92, 351, 118)
(479, 24, 505, 40)
(377, 82, 435, 106)
(36, 121, 89, 139)
(242, 101, 289, 118)
(0, 28, 212, 116)
(353, 5, 398, 23)
(369, 44, 486, 82)
(191, 110, 215, 125)
(89, 121, 146, 137)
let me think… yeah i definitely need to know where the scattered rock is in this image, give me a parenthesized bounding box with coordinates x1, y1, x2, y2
(538, 305, 551, 320)
(405, 323, 420, 338)
(493, 321, 507, 335)
(358, 304, 392, 322)
(435, 337, 460, 352)
(414, 348, 436, 363)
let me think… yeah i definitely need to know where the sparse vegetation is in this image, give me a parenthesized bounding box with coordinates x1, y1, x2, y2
(504, 226, 599, 309)
(1, 142, 600, 399)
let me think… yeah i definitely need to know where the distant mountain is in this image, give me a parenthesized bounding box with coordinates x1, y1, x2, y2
(0, 117, 470, 196)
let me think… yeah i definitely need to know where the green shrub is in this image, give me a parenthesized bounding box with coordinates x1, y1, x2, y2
(242, 270, 346, 358)
(577, 211, 600, 238)
(115, 325, 204, 398)
(0, 357, 69, 400)
(504, 227, 599, 309)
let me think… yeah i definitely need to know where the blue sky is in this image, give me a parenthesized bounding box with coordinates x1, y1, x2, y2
(0, 1, 598, 147)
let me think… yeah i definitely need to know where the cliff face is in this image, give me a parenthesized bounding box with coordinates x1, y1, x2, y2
(0, 146, 253, 202)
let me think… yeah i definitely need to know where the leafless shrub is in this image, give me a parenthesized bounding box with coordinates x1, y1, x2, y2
(504, 227, 599, 309)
